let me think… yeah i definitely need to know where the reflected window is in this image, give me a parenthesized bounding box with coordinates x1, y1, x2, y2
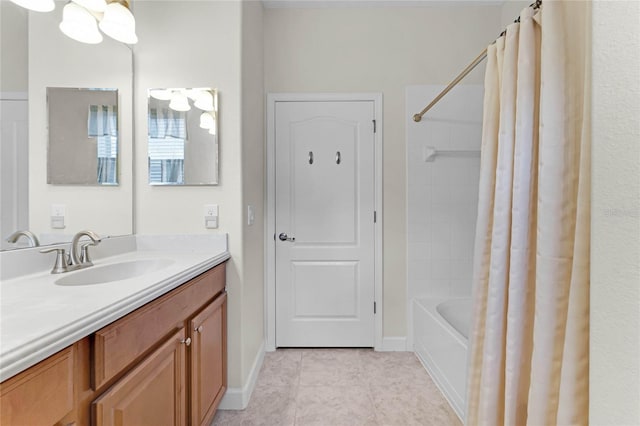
(88, 105, 118, 185)
(146, 88, 219, 186)
(148, 106, 187, 184)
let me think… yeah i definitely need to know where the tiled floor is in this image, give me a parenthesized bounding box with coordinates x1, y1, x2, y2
(212, 349, 462, 426)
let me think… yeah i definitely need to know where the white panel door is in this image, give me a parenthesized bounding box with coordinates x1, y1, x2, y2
(275, 100, 375, 347)
(0, 98, 29, 249)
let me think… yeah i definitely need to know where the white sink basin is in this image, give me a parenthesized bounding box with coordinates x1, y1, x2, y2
(55, 259, 174, 286)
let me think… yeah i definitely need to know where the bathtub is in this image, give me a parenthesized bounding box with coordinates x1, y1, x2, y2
(413, 297, 471, 421)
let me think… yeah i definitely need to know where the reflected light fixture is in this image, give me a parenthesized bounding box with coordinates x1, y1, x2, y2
(59, 2, 103, 44)
(149, 89, 173, 101)
(169, 92, 191, 112)
(71, 0, 107, 12)
(99, 0, 138, 44)
(10, 0, 137, 45)
(199, 112, 215, 130)
(9, 0, 55, 12)
(184, 89, 200, 101)
(194, 91, 214, 112)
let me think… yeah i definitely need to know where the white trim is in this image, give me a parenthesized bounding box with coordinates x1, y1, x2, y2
(265, 92, 384, 351)
(406, 299, 415, 350)
(415, 347, 464, 422)
(217, 341, 266, 410)
(379, 336, 408, 352)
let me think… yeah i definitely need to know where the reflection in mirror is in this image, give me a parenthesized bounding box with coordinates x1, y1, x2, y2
(147, 88, 219, 185)
(0, 0, 133, 251)
(47, 87, 119, 185)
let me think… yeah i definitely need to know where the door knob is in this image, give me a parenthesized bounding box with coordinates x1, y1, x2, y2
(279, 233, 295, 242)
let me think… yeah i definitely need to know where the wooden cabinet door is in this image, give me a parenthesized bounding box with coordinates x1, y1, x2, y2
(190, 292, 227, 426)
(93, 329, 188, 426)
(0, 347, 74, 426)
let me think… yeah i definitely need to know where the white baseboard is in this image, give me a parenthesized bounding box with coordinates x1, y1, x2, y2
(379, 336, 408, 351)
(217, 341, 265, 410)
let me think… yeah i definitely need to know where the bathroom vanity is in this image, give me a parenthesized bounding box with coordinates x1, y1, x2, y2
(0, 235, 229, 425)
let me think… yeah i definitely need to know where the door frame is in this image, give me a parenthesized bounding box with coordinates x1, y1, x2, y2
(265, 93, 383, 352)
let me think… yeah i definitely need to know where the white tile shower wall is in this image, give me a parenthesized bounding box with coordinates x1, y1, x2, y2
(406, 85, 484, 300)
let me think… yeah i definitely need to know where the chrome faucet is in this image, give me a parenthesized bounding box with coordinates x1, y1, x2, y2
(40, 230, 101, 274)
(6, 230, 40, 247)
(70, 230, 102, 268)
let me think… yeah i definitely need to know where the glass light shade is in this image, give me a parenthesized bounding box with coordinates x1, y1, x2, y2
(10, 0, 55, 12)
(149, 89, 173, 101)
(185, 89, 200, 101)
(194, 91, 214, 111)
(59, 2, 103, 45)
(169, 92, 191, 112)
(199, 112, 215, 130)
(72, 0, 107, 12)
(98, 2, 138, 44)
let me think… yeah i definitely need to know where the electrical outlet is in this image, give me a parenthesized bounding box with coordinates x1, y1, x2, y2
(204, 204, 218, 229)
(51, 204, 66, 229)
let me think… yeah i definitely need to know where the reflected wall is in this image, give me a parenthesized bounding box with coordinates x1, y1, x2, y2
(28, 8, 133, 245)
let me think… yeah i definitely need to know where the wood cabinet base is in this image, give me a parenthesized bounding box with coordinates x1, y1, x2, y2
(0, 262, 227, 426)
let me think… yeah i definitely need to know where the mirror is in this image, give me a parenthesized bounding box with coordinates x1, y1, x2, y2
(147, 88, 219, 186)
(47, 87, 120, 185)
(0, 2, 133, 250)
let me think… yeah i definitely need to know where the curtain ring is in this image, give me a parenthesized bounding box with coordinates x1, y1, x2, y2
(308, 151, 314, 165)
(336, 151, 341, 165)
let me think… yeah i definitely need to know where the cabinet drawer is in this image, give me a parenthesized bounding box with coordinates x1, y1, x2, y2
(93, 263, 225, 389)
(0, 347, 74, 426)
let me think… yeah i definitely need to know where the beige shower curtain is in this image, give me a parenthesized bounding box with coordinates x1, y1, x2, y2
(466, 1, 591, 425)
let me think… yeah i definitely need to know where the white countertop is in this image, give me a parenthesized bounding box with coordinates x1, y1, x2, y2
(0, 234, 229, 382)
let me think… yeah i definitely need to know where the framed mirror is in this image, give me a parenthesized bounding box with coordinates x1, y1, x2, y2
(147, 88, 219, 186)
(47, 87, 119, 185)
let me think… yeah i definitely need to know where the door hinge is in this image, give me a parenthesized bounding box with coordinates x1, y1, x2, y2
(374, 211, 377, 223)
(373, 119, 377, 133)
(374, 302, 377, 314)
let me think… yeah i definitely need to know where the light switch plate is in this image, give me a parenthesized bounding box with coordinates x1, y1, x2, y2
(247, 205, 255, 226)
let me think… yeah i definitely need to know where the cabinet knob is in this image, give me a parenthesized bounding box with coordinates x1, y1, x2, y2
(195, 325, 204, 333)
(180, 337, 192, 346)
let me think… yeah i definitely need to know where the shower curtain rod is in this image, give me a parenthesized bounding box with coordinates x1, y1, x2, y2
(412, 0, 542, 123)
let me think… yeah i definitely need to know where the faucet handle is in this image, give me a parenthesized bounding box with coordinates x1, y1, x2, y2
(79, 243, 95, 266)
(40, 247, 70, 274)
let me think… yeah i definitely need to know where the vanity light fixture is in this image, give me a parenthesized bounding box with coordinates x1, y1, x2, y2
(199, 112, 215, 130)
(98, 0, 138, 44)
(59, 2, 103, 44)
(10, 0, 55, 12)
(11, 0, 137, 45)
(169, 91, 191, 112)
